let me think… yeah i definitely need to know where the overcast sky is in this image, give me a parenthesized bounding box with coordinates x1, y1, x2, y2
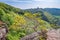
(0, 0, 60, 9)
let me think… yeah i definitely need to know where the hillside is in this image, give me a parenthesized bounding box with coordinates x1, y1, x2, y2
(25, 8, 60, 16)
(43, 8, 60, 16)
(25, 8, 60, 27)
(0, 2, 24, 15)
(0, 2, 60, 40)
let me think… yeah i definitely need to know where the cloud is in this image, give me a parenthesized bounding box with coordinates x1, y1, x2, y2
(11, 0, 33, 2)
(0, 0, 60, 9)
(0, 0, 33, 2)
(34, 0, 57, 2)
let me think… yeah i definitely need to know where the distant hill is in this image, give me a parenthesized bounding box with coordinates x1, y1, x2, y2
(25, 8, 60, 16)
(43, 8, 60, 16)
(25, 8, 60, 26)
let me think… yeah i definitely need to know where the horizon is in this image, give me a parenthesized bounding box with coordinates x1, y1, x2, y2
(0, 0, 60, 9)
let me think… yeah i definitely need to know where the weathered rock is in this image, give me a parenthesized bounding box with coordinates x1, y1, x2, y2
(20, 30, 47, 40)
(20, 29, 60, 40)
(0, 21, 8, 40)
(20, 31, 41, 40)
(47, 29, 60, 40)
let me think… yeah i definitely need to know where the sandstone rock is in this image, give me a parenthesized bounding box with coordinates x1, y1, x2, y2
(20, 29, 60, 40)
(0, 21, 8, 40)
(20, 30, 47, 40)
(20, 31, 41, 40)
(47, 29, 60, 40)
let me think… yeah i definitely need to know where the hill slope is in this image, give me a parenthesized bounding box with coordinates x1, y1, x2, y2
(25, 8, 60, 27)
(25, 8, 60, 16)
(43, 8, 60, 16)
(0, 2, 60, 40)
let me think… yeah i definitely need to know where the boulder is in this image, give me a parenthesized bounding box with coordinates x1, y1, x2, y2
(20, 30, 47, 40)
(0, 21, 8, 40)
(47, 29, 60, 40)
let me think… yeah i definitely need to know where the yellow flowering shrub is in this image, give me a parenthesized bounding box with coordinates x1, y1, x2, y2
(24, 12, 34, 19)
(10, 14, 26, 30)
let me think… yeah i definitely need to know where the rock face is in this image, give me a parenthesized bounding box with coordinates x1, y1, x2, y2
(47, 29, 60, 40)
(21, 29, 60, 40)
(0, 21, 8, 40)
(20, 31, 41, 40)
(20, 30, 47, 40)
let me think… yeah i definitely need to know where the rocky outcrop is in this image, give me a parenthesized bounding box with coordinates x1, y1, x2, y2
(20, 30, 47, 40)
(47, 29, 60, 40)
(20, 29, 60, 40)
(0, 21, 8, 40)
(20, 31, 41, 40)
